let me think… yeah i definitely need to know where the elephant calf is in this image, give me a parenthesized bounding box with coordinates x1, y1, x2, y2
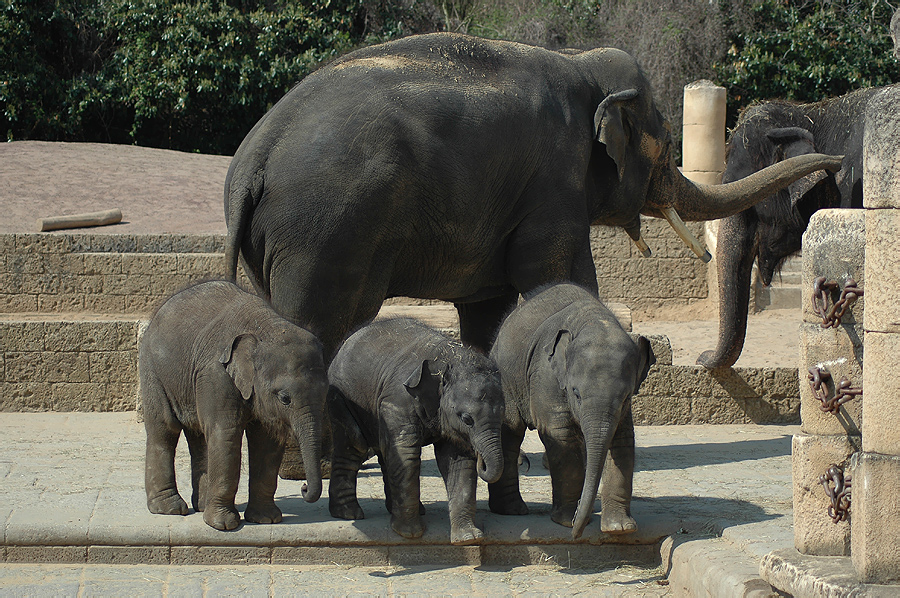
(327, 318, 505, 544)
(487, 283, 654, 539)
(140, 281, 328, 531)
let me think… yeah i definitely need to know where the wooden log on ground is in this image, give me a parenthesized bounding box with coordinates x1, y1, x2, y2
(36, 209, 123, 232)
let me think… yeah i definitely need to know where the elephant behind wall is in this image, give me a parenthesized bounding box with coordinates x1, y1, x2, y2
(698, 84, 899, 370)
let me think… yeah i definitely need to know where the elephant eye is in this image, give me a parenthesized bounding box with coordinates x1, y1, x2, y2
(460, 413, 474, 427)
(572, 387, 582, 403)
(277, 391, 291, 406)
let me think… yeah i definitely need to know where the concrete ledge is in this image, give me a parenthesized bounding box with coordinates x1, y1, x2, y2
(761, 548, 900, 597)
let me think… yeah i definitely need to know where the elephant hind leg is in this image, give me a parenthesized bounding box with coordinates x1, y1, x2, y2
(184, 429, 207, 512)
(455, 290, 519, 354)
(143, 384, 188, 516)
(328, 422, 368, 520)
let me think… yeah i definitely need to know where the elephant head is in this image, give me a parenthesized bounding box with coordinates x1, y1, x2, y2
(576, 48, 842, 258)
(547, 328, 653, 540)
(404, 356, 505, 484)
(696, 112, 841, 369)
(221, 328, 329, 501)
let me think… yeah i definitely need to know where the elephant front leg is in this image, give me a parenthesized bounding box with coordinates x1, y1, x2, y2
(244, 420, 285, 524)
(488, 422, 528, 516)
(600, 404, 636, 534)
(183, 429, 208, 513)
(540, 428, 585, 528)
(380, 433, 425, 539)
(328, 420, 368, 520)
(202, 423, 244, 531)
(435, 442, 482, 545)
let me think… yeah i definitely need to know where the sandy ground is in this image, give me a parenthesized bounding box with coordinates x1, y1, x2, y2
(0, 141, 801, 368)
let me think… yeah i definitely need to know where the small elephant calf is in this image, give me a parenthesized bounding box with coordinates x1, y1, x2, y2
(140, 281, 329, 531)
(327, 318, 505, 544)
(487, 283, 654, 539)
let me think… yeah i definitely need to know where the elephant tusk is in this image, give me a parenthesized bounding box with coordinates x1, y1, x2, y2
(630, 234, 652, 258)
(661, 207, 712, 263)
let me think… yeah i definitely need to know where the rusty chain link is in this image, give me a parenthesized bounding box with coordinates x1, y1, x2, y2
(807, 366, 863, 415)
(812, 277, 863, 328)
(819, 465, 851, 524)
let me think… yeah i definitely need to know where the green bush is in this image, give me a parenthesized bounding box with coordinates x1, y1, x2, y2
(1, 0, 362, 154)
(714, 0, 898, 126)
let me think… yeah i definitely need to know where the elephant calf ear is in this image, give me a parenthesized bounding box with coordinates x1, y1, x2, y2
(220, 334, 258, 401)
(547, 330, 572, 391)
(403, 359, 443, 421)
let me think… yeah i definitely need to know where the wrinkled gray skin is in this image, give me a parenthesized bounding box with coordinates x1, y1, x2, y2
(698, 85, 897, 369)
(225, 32, 842, 363)
(488, 284, 653, 540)
(327, 318, 504, 544)
(141, 281, 328, 531)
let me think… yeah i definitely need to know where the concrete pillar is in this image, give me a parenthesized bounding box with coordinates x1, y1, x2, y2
(682, 80, 725, 317)
(793, 209, 865, 556)
(853, 87, 900, 584)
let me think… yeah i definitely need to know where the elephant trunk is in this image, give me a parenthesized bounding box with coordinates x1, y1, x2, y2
(293, 411, 323, 503)
(697, 211, 759, 369)
(643, 153, 842, 222)
(572, 417, 613, 540)
(473, 430, 504, 484)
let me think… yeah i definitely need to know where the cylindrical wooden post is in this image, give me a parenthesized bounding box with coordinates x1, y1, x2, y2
(853, 86, 900, 584)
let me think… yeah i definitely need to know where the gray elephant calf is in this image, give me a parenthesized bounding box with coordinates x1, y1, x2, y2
(327, 318, 505, 544)
(140, 281, 328, 531)
(488, 283, 654, 539)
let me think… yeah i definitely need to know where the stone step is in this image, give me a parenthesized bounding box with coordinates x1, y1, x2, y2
(756, 285, 802, 311)
(0, 310, 800, 425)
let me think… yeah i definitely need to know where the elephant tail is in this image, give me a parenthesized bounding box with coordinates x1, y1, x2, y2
(224, 163, 266, 283)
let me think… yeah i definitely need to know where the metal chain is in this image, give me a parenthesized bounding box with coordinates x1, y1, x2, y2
(812, 277, 863, 328)
(807, 366, 862, 415)
(819, 465, 851, 524)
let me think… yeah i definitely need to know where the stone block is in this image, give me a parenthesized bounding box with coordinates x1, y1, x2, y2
(176, 253, 223, 276)
(0, 322, 45, 351)
(863, 209, 900, 333)
(4, 352, 44, 381)
(792, 433, 860, 556)
(799, 321, 864, 436)
(802, 209, 865, 325)
(15, 233, 71, 254)
(863, 87, 900, 209)
(43, 352, 91, 383)
(89, 351, 137, 383)
(851, 452, 900, 583)
(170, 546, 271, 565)
(51, 382, 106, 411)
(0, 382, 52, 411)
(632, 392, 693, 425)
(87, 546, 170, 565)
(5, 546, 87, 563)
(82, 253, 123, 275)
(37, 293, 86, 312)
(122, 253, 177, 275)
(862, 331, 900, 455)
(44, 321, 120, 352)
(150, 273, 192, 295)
(0, 233, 16, 253)
(8, 253, 45, 275)
(124, 294, 165, 314)
(0, 293, 38, 312)
(83, 294, 125, 313)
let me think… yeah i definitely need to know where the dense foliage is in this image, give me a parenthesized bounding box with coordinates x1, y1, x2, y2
(2, 0, 898, 155)
(714, 0, 898, 126)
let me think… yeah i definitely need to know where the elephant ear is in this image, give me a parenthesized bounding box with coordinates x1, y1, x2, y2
(220, 334, 258, 401)
(633, 335, 655, 394)
(547, 329, 572, 391)
(403, 359, 444, 421)
(766, 127, 827, 208)
(594, 88, 639, 181)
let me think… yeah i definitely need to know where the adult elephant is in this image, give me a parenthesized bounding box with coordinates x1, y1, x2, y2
(225, 32, 841, 361)
(697, 84, 896, 369)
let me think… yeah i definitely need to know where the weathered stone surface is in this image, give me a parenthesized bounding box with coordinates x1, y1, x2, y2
(863, 209, 900, 334)
(761, 548, 900, 598)
(852, 452, 900, 583)
(792, 433, 860, 556)
(863, 87, 900, 209)
(862, 331, 900, 455)
(801, 209, 865, 326)
(798, 322, 864, 436)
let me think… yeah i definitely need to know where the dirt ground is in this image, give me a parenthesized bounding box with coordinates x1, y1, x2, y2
(0, 141, 801, 368)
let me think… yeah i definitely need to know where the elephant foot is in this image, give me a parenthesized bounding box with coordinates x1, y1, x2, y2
(203, 505, 241, 531)
(489, 493, 528, 516)
(330, 499, 365, 520)
(601, 509, 637, 535)
(391, 513, 424, 539)
(550, 503, 577, 528)
(244, 502, 283, 525)
(450, 522, 483, 545)
(147, 491, 189, 516)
